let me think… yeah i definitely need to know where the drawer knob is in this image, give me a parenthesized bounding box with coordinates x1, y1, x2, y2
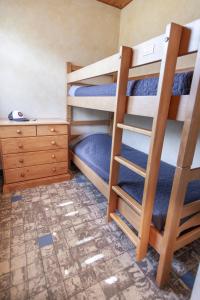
(20, 173, 25, 177)
(50, 128, 55, 132)
(52, 167, 56, 172)
(18, 144, 23, 149)
(16, 129, 21, 134)
(51, 141, 56, 145)
(19, 159, 24, 163)
(51, 154, 56, 159)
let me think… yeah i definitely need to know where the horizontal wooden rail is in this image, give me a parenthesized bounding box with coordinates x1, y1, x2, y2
(175, 226, 200, 251)
(68, 95, 189, 121)
(69, 63, 117, 78)
(71, 120, 110, 126)
(117, 123, 152, 136)
(181, 199, 200, 218)
(112, 185, 142, 215)
(67, 53, 120, 83)
(110, 213, 138, 246)
(178, 212, 200, 236)
(114, 156, 146, 178)
(68, 96, 116, 112)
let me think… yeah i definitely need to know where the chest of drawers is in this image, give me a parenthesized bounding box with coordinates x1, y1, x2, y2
(0, 120, 71, 193)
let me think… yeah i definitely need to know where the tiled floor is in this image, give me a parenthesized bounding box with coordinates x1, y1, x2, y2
(0, 172, 199, 300)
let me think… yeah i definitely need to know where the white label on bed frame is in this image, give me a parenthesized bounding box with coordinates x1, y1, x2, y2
(143, 44, 155, 56)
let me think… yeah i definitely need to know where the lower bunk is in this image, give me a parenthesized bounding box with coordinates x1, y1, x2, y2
(70, 133, 200, 285)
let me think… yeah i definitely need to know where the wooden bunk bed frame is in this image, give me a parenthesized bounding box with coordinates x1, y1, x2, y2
(66, 19, 200, 287)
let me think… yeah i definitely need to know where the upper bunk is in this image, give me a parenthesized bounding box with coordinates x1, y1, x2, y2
(67, 19, 200, 122)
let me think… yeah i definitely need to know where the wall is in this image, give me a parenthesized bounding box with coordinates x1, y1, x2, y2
(119, 0, 200, 166)
(0, 0, 120, 123)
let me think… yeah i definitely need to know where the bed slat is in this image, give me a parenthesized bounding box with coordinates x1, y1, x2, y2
(181, 200, 200, 218)
(114, 156, 146, 178)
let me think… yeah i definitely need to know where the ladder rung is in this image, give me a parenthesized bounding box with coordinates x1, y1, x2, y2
(110, 213, 138, 246)
(112, 185, 142, 215)
(117, 123, 152, 136)
(114, 156, 146, 178)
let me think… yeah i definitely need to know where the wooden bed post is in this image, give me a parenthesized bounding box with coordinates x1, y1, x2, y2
(107, 45, 133, 220)
(66, 62, 73, 165)
(66, 62, 73, 124)
(156, 43, 200, 287)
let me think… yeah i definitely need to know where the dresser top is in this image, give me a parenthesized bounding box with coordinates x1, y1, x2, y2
(0, 119, 69, 126)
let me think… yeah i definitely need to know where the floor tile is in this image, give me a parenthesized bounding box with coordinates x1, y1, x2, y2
(11, 266, 27, 285)
(79, 267, 98, 289)
(42, 255, 59, 273)
(0, 288, 10, 300)
(0, 261, 10, 276)
(11, 195, 22, 202)
(0, 172, 198, 300)
(30, 289, 49, 300)
(27, 260, 44, 280)
(64, 274, 83, 297)
(38, 234, 53, 248)
(11, 254, 26, 271)
(48, 283, 68, 300)
(86, 283, 106, 300)
(11, 243, 25, 258)
(0, 273, 11, 291)
(10, 282, 28, 300)
(45, 267, 63, 287)
(28, 275, 47, 297)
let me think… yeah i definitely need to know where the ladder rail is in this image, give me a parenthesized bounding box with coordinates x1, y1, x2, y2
(117, 123, 152, 136)
(107, 46, 133, 219)
(107, 23, 184, 262)
(136, 23, 184, 260)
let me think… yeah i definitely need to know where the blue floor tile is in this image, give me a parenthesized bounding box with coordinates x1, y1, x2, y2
(181, 271, 195, 289)
(38, 234, 53, 248)
(11, 195, 22, 202)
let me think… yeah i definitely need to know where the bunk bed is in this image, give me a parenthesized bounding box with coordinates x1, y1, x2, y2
(66, 19, 200, 287)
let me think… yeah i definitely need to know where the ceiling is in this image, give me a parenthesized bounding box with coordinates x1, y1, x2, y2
(97, 0, 133, 9)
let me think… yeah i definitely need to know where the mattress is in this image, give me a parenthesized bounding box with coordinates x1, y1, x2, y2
(71, 133, 200, 231)
(68, 71, 193, 97)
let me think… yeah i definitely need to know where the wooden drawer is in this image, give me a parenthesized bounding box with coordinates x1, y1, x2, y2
(4, 162, 68, 184)
(37, 125, 68, 136)
(3, 149, 68, 169)
(1, 135, 67, 154)
(0, 126, 36, 138)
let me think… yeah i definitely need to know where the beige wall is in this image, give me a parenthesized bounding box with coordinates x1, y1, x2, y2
(0, 0, 120, 120)
(118, 0, 200, 166)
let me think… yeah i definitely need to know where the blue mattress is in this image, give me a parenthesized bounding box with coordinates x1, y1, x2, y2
(71, 133, 200, 231)
(69, 71, 193, 97)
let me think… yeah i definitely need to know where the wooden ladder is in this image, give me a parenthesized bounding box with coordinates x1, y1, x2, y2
(107, 23, 184, 260)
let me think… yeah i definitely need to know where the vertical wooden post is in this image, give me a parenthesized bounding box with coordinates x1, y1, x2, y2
(66, 62, 73, 168)
(136, 23, 183, 261)
(156, 44, 200, 287)
(107, 46, 133, 220)
(66, 62, 73, 123)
